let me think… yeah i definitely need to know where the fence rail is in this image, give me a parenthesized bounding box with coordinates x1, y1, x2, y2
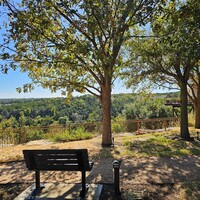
(0, 117, 179, 147)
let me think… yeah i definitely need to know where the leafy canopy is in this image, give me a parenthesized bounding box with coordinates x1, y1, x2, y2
(1, 0, 164, 97)
(125, 0, 200, 90)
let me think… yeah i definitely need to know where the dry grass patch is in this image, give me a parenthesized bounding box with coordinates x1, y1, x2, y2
(0, 128, 200, 162)
(123, 130, 200, 157)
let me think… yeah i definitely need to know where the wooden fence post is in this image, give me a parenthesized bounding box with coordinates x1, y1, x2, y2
(20, 127, 26, 144)
(163, 119, 167, 131)
(137, 121, 140, 134)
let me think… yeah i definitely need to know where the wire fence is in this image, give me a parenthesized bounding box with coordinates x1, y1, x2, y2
(0, 117, 179, 147)
(112, 117, 179, 133)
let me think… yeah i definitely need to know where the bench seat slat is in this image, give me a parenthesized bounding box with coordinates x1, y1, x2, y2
(37, 153, 78, 156)
(36, 159, 78, 164)
(35, 164, 80, 171)
(35, 155, 78, 163)
(35, 154, 78, 159)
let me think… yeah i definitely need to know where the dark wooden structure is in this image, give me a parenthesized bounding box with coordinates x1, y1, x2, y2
(165, 100, 194, 117)
(23, 149, 94, 198)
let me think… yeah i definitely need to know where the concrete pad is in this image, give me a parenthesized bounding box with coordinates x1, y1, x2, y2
(15, 183, 103, 200)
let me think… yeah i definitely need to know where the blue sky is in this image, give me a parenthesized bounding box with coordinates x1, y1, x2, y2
(0, 68, 172, 99)
(0, 2, 171, 99)
(0, 5, 133, 99)
(0, 69, 61, 98)
(0, 3, 133, 99)
(0, 68, 133, 98)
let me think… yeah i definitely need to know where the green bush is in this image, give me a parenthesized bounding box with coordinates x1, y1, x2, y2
(0, 128, 17, 144)
(112, 123, 123, 133)
(26, 129, 45, 142)
(125, 97, 173, 121)
(51, 127, 93, 142)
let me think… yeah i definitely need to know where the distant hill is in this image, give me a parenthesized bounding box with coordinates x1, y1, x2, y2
(0, 91, 180, 104)
(0, 92, 179, 127)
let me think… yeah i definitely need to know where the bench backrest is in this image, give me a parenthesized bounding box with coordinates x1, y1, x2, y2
(23, 149, 92, 171)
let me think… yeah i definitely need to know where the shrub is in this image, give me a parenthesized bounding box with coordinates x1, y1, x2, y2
(112, 123, 123, 133)
(0, 128, 18, 145)
(188, 113, 195, 127)
(51, 127, 93, 142)
(26, 129, 45, 142)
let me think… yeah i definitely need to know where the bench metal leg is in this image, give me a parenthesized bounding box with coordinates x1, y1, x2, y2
(35, 170, 40, 190)
(26, 171, 44, 200)
(80, 171, 87, 198)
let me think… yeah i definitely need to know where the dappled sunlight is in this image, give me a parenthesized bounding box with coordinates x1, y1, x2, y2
(123, 133, 200, 157)
(0, 131, 200, 199)
(121, 155, 200, 185)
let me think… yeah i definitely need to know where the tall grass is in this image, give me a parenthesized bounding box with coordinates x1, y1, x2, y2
(188, 113, 195, 127)
(49, 127, 93, 142)
(26, 129, 45, 142)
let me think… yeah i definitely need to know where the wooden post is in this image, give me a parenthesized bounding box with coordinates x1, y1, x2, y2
(68, 122, 71, 132)
(172, 106, 175, 117)
(164, 119, 167, 131)
(137, 121, 140, 134)
(22, 127, 26, 143)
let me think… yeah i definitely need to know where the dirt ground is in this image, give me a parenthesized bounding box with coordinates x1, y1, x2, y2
(0, 133, 200, 199)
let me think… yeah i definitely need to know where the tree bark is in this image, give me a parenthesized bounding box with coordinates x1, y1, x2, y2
(180, 81, 191, 140)
(100, 80, 112, 147)
(195, 82, 200, 128)
(194, 104, 200, 128)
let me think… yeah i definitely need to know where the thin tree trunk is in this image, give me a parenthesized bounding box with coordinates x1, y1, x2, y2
(195, 82, 200, 128)
(180, 81, 191, 140)
(101, 80, 112, 147)
(194, 104, 200, 128)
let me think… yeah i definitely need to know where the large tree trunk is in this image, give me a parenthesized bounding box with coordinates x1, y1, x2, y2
(180, 81, 191, 140)
(100, 80, 112, 147)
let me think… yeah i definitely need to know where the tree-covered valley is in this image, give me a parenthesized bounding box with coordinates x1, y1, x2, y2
(0, 92, 179, 128)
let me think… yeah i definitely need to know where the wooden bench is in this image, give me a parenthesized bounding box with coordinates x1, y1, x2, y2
(23, 149, 94, 198)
